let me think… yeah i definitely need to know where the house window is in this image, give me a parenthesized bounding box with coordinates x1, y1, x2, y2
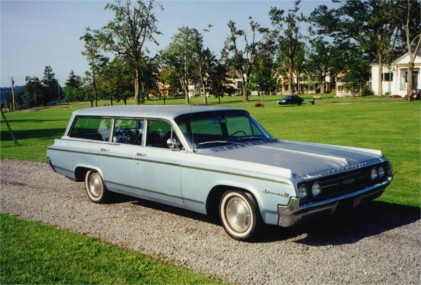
(383, 72, 393, 82)
(400, 70, 407, 90)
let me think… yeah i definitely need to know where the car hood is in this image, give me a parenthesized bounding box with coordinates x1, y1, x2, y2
(197, 140, 385, 179)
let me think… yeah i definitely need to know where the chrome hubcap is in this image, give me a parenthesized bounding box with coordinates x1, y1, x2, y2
(226, 197, 251, 233)
(88, 173, 103, 198)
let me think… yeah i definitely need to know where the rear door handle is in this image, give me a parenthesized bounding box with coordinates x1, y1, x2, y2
(136, 153, 146, 157)
(100, 148, 109, 152)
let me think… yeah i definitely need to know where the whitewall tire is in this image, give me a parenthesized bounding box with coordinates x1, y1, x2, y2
(219, 190, 262, 240)
(85, 170, 109, 203)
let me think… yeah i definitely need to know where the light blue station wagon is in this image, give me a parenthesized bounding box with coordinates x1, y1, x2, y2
(47, 105, 393, 240)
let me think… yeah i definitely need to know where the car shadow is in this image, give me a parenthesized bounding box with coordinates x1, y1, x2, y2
(116, 196, 420, 245)
(129, 198, 214, 224)
(1, 128, 66, 141)
(257, 201, 420, 245)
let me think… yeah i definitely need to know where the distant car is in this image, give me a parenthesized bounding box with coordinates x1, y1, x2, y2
(277, 95, 304, 105)
(412, 89, 421, 100)
(47, 105, 393, 240)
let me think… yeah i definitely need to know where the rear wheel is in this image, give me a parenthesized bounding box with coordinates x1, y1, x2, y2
(219, 190, 262, 240)
(85, 170, 109, 203)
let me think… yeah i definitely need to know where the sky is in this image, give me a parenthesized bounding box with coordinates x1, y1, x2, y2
(1, 0, 333, 87)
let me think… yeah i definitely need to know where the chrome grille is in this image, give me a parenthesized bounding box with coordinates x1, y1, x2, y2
(298, 162, 391, 203)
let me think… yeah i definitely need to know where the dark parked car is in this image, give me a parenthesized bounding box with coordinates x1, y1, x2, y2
(412, 89, 421, 100)
(404, 89, 421, 101)
(277, 95, 304, 105)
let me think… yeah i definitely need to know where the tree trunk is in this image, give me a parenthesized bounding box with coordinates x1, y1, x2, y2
(198, 63, 207, 105)
(377, 56, 383, 96)
(201, 84, 207, 105)
(184, 85, 189, 104)
(321, 68, 328, 94)
(240, 71, 248, 102)
(406, 61, 414, 99)
(92, 75, 98, 107)
(288, 67, 294, 94)
(180, 77, 189, 105)
(134, 69, 143, 105)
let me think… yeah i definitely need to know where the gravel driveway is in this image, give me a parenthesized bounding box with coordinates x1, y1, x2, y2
(1, 159, 420, 284)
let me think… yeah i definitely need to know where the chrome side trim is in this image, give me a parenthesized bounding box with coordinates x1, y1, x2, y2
(47, 147, 290, 185)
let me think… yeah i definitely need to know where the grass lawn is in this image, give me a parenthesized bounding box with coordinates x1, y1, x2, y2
(1, 96, 419, 283)
(0, 214, 223, 284)
(1, 96, 420, 207)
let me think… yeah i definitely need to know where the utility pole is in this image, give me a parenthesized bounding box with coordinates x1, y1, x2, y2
(1, 109, 18, 145)
(57, 80, 61, 102)
(10, 77, 16, 111)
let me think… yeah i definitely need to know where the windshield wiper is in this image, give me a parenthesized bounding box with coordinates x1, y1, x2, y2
(198, 140, 237, 146)
(235, 136, 263, 142)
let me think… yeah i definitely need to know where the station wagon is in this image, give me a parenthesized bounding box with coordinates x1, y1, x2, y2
(47, 105, 393, 240)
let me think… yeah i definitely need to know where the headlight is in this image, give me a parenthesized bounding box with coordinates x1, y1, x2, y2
(312, 182, 322, 196)
(298, 185, 308, 199)
(370, 168, 378, 180)
(378, 166, 385, 178)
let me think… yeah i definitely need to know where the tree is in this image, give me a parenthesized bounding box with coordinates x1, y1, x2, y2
(80, 29, 108, 107)
(102, 56, 134, 105)
(79, 75, 97, 105)
(158, 66, 181, 99)
(394, 0, 421, 98)
(202, 50, 229, 102)
(310, 0, 399, 96)
(160, 26, 200, 104)
(342, 47, 371, 98)
(64, 70, 82, 102)
(189, 25, 214, 105)
(42, 66, 60, 105)
(23, 76, 42, 106)
(208, 63, 230, 102)
(248, 53, 277, 95)
(223, 17, 270, 102)
(140, 56, 159, 101)
(306, 38, 336, 93)
(270, 0, 306, 95)
(97, 0, 161, 104)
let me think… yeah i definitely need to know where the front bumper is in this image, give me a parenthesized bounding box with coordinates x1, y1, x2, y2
(277, 177, 392, 227)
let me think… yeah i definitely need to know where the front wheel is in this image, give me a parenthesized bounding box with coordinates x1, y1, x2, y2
(219, 190, 262, 240)
(85, 170, 109, 203)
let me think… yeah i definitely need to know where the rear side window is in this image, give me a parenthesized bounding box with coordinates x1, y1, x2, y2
(69, 117, 111, 141)
(113, 118, 144, 145)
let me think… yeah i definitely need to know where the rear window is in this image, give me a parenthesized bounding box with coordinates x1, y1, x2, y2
(69, 116, 111, 141)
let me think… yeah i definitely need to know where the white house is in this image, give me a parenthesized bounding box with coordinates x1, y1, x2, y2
(370, 51, 421, 96)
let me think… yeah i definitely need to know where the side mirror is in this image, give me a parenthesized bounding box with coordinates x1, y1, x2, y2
(166, 138, 181, 150)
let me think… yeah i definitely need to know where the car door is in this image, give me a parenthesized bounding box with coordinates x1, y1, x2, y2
(98, 118, 143, 193)
(134, 119, 185, 208)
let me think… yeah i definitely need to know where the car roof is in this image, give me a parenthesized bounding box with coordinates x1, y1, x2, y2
(72, 105, 241, 120)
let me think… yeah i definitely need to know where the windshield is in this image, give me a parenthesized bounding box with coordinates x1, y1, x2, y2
(175, 110, 273, 149)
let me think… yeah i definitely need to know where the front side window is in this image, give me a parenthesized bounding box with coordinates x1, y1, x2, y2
(69, 116, 111, 141)
(146, 120, 181, 149)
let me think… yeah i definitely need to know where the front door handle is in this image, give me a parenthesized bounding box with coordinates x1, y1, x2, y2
(136, 153, 146, 157)
(100, 148, 109, 152)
